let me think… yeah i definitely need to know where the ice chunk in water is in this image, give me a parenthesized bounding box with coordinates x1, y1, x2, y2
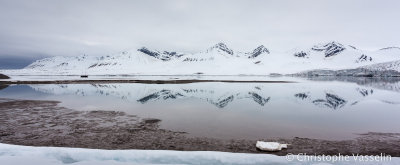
(256, 141, 288, 151)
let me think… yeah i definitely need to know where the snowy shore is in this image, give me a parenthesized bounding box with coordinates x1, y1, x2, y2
(1, 143, 399, 165)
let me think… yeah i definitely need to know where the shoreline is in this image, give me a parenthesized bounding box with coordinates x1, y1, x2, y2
(0, 79, 295, 84)
(1, 98, 399, 156)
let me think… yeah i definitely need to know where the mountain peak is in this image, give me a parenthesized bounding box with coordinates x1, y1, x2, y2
(208, 42, 234, 55)
(314, 41, 344, 48)
(137, 47, 160, 57)
(214, 42, 228, 48)
(312, 41, 346, 57)
(137, 47, 182, 61)
(248, 45, 270, 58)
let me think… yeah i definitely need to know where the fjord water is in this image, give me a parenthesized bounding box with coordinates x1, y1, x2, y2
(1, 77, 400, 140)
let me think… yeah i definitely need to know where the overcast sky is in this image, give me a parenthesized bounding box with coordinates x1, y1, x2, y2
(1, 0, 400, 59)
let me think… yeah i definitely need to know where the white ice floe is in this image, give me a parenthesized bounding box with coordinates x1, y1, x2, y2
(0, 143, 399, 165)
(0, 143, 286, 165)
(256, 141, 288, 151)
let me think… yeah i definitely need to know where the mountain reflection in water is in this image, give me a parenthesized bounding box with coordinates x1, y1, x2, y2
(16, 79, 399, 110)
(1, 78, 400, 140)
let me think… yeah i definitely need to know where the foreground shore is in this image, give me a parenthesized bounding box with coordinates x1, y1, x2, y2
(0, 98, 399, 156)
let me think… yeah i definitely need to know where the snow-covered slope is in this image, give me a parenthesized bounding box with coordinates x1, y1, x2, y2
(3, 42, 400, 75)
(360, 60, 400, 72)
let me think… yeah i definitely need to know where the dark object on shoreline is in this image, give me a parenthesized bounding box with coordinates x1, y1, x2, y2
(0, 73, 10, 79)
(269, 73, 283, 77)
(80, 75, 89, 78)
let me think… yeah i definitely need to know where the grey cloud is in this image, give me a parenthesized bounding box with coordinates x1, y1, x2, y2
(0, 0, 399, 58)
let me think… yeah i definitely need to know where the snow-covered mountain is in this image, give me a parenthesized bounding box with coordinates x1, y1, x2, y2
(3, 42, 400, 75)
(360, 60, 400, 72)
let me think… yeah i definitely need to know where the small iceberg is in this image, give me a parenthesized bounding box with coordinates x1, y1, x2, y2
(256, 141, 288, 151)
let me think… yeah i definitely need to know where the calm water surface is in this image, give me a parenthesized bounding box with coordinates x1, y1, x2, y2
(1, 77, 400, 140)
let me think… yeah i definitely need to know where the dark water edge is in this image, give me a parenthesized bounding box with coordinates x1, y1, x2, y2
(1, 98, 400, 156)
(0, 79, 294, 85)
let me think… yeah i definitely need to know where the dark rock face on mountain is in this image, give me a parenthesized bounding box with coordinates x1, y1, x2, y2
(209, 43, 234, 55)
(163, 51, 184, 58)
(312, 93, 347, 110)
(357, 54, 373, 63)
(312, 42, 346, 57)
(137, 90, 184, 103)
(348, 45, 358, 49)
(138, 47, 161, 58)
(210, 95, 235, 108)
(294, 93, 309, 100)
(0, 73, 10, 79)
(182, 57, 207, 62)
(294, 51, 308, 58)
(248, 45, 270, 58)
(138, 47, 183, 61)
(380, 47, 400, 51)
(89, 62, 116, 68)
(357, 88, 373, 97)
(135, 88, 272, 108)
(249, 92, 270, 106)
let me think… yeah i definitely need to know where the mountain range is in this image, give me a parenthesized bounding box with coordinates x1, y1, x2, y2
(25, 82, 399, 110)
(2, 41, 400, 75)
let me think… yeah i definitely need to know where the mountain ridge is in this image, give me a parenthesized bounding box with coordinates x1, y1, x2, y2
(2, 41, 399, 75)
